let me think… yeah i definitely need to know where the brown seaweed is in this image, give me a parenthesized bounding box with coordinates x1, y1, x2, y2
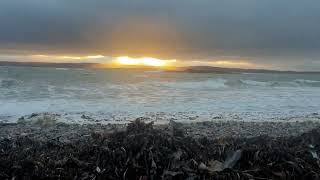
(0, 119, 320, 179)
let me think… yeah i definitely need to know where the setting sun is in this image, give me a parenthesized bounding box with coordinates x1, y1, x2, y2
(116, 56, 176, 67)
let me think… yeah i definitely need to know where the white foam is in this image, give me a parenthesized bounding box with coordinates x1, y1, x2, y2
(55, 68, 69, 70)
(241, 80, 269, 86)
(160, 79, 227, 89)
(1, 67, 320, 124)
(294, 79, 320, 83)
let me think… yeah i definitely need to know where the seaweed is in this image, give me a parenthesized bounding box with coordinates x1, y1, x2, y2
(0, 119, 320, 179)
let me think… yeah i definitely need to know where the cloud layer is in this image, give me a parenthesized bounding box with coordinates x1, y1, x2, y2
(0, 0, 320, 70)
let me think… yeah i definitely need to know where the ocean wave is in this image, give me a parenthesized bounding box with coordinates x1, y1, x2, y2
(241, 80, 269, 86)
(161, 79, 227, 89)
(0, 78, 19, 88)
(225, 79, 320, 88)
(294, 79, 320, 87)
(270, 81, 300, 87)
(294, 79, 320, 83)
(162, 78, 320, 89)
(63, 86, 90, 91)
(99, 79, 320, 90)
(55, 68, 69, 70)
(223, 79, 246, 87)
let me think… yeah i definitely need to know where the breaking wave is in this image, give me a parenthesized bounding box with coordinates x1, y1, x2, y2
(294, 79, 320, 87)
(55, 68, 69, 70)
(238, 79, 320, 88)
(161, 79, 227, 89)
(1, 66, 320, 123)
(165, 79, 320, 89)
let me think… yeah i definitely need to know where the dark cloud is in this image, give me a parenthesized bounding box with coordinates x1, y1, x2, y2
(0, 0, 320, 70)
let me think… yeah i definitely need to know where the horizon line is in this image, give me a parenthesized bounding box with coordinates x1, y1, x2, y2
(0, 60, 319, 73)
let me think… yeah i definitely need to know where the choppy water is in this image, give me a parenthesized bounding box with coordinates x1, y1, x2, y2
(1, 66, 320, 123)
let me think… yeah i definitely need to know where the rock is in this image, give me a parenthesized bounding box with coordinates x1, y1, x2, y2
(188, 116, 199, 120)
(81, 115, 92, 120)
(29, 113, 39, 118)
(17, 116, 26, 124)
(212, 116, 222, 119)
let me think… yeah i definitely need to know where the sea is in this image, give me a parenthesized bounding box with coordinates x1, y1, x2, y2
(1, 66, 320, 123)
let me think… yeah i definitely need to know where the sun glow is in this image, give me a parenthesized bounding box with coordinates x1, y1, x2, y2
(31, 54, 104, 60)
(184, 60, 254, 68)
(116, 56, 176, 67)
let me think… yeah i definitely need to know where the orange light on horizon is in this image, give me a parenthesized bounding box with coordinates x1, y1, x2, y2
(28, 54, 256, 69)
(184, 60, 255, 68)
(31, 54, 105, 60)
(116, 56, 176, 67)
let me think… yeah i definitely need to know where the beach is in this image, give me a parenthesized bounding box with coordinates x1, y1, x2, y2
(1, 67, 320, 179)
(1, 117, 320, 179)
(2, 115, 320, 140)
(1, 1, 320, 179)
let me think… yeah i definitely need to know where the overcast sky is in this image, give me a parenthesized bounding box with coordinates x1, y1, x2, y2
(0, 0, 320, 70)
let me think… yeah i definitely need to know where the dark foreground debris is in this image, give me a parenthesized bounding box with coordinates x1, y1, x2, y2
(0, 119, 320, 180)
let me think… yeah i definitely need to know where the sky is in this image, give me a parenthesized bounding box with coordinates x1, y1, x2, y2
(0, 0, 320, 71)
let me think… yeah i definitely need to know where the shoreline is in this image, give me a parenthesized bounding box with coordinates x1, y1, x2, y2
(1, 111, 320, 126)
(1, 116, 320, 139)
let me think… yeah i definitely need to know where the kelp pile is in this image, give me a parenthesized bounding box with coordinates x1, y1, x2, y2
(0, 119, 320, 179)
